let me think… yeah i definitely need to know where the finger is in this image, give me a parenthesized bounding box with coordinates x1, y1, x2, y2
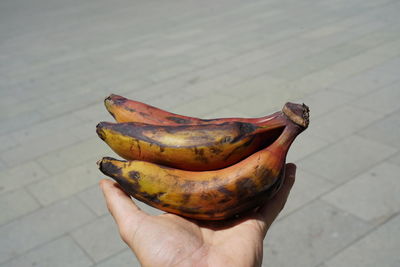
(257, 163, 296, 231)
(99, 179, 147, 231)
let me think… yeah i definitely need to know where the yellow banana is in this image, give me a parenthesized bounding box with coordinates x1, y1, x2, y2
(96, 107, 289, 171)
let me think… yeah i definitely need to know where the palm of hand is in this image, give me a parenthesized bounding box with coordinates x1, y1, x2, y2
(100, 163, 295, 267)
(129, 212, 265, 266)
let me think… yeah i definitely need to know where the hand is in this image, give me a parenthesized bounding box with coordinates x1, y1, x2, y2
(100, 163, 296, 267)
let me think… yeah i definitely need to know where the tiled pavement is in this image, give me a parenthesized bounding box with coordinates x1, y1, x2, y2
(1, 0, 399, 266)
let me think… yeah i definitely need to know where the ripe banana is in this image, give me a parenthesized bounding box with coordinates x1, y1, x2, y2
(96, 108, 288, 171)
(97, 102, 309, 220)
(105, 94, 282, 125)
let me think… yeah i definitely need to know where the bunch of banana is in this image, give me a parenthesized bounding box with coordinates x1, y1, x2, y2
(97, 94, 309, 220)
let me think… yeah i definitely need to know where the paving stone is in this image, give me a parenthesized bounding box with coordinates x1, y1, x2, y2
(0, 94, 19, 111)
(190, 48, 234, 67)
(77, 184, 109, 216)
(10, 113, 83, 144)
(186, 60, 243, 86)
(295, 88, 356, 119)
(323, 214, 400, 267)
(72, 104, 108, 124)
(139, 89, 199, 110)
(0, 160, 48, 194)
(0, 161, 5, 172)
(182, 73, 247, 97)
(95, 249, 140, 267)
(229, 37, 309, 78)
(322, 162, 400, 224)
(389, 151, 400, 166)
(226, 47, 279, 69)
(229, 86, 303, 117)
(291, 38, 400, 96)
(0, 197, 95, 264)
(286, 130, 330, 163)
(201, 106, 249, 119)
(37, 89, 106, 121)
(306, 18, 388, 50)
(263, 200, 372, 267)
(169, 93, 240, 118)
(269, 43, 366, 81)
(309, 105, 384, 143)
(142, 74, 194, 94)
(238, 44, 318, 82)
(122, 87, 170, 104)
(36, 137, 113, 175)
(1, 235, 93, 267)
(68, 121, 100, 141)
(2, 0, 400, 265)
(332, 57, 400, 96)
(71, 215, 127, 263)
(28, 159, 102, 206)
(279, 169, 336, 218)
(298, 135, 397, 184)
(302, 24, 346, 39)
(148, 64, 197, 82)
(188, 42, 229, 58)
(353, 80, 400, 115)
(0, 188, 40, 226)
(352, 28, 400, 49)
(367, 37, 400, 57)
(357, 109, 400, 149)
(0, 110, 44, 136)
(157, 44, 199, 57)
(217, 74, 286, 99)
(373, 55, 400, 76)
(0, 130, 82, 168)
(0, 134, 18, 153)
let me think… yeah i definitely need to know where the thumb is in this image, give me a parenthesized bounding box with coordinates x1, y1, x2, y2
(99, 179, 147, 242)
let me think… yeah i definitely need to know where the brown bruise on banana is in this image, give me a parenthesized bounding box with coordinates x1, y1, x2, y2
(108, 95, 127, 106)
(165, 116, 194, 124)
(107, 110, 117, 120)
(99, 157, 123, 176)
(193, 147, 208, 164)
(222, 136, 255, 161)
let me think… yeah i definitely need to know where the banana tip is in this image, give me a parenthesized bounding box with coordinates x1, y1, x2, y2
(96, 159, 102, 168)
(96, 123, 106, 140)
(105, 94, 126, 106)
(104, 95, 112, 105)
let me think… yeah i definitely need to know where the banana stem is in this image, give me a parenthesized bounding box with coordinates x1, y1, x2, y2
(267, 102, 309, 152)
(275, 123, 303, 149)
(282, 102, 309, 128)
(252, 102, 309, 132)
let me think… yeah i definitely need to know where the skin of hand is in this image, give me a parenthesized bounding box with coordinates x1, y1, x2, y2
(99, 163, 296, 267)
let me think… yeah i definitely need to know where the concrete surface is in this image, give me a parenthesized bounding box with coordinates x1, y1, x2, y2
(1, 0, 399, 266)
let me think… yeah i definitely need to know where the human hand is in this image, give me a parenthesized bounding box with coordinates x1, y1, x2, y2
(99, 163, 296, 267)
